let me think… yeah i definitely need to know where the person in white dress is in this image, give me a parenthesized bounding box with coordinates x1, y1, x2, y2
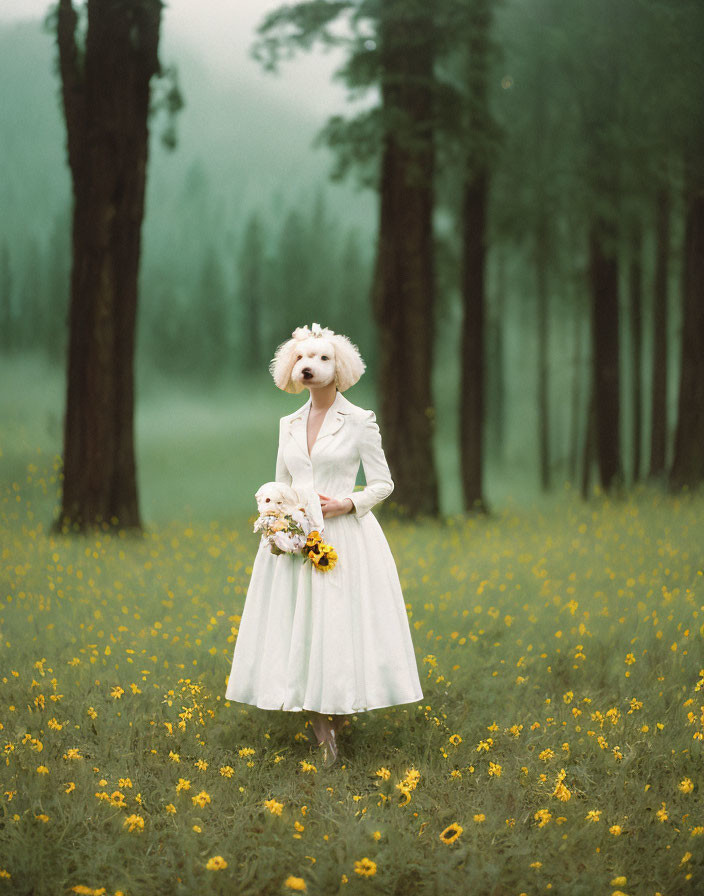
(225, 323, 424, 766)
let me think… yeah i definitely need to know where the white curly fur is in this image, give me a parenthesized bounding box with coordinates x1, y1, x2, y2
(269, 323, 366, 394)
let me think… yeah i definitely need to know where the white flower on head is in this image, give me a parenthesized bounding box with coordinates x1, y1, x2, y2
(310, 322, 335, 339)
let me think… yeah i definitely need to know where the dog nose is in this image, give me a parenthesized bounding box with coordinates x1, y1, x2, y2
(302, 367, 313, 378)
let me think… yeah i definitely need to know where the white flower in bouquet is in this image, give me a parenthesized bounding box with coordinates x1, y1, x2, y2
(272, 530, 307, 553)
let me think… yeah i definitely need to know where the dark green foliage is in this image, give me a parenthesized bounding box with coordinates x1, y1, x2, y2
(150, 63, 185, 151)
(251, 0, 356, 73)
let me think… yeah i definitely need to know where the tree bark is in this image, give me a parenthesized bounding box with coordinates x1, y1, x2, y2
(459, 0, 493, 515)
(649, 186, 670, 479)
(669, 146, 704, 490)
(460, 170, 488, 513)
(53, 0, 163, 534)
(535, 210, 550, 492)
(568, 281, 585, 487)
(629, 216, 644, 483)
(372, 0, 439, 518)
(589, 217, 624, 492)
(488, 249, 505, 464)
(580, 386, 596, 500)
(0, 244, 13, 354)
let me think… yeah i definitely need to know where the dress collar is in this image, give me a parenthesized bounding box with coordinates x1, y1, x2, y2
(289, 388, 350, 422)
(288, 389, 351, 459)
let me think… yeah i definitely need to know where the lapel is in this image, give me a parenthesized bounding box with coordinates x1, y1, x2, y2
(288, 390, 350, 461)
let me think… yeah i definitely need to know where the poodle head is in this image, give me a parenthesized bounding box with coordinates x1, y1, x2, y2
(269, 322, 366, 393)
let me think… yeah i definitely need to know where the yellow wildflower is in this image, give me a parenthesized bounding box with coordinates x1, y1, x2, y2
(585, 809, 601, 822)
(264, 798, 284, 816)
(191, 790, 211, 808)
(353, 857, 377, 877)
(123, 814, 144, 832)
(534, 809, 551, 828)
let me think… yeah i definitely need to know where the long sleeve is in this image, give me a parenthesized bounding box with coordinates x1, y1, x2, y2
(275, 419, 292, 486)
(344, 410, 394, 519)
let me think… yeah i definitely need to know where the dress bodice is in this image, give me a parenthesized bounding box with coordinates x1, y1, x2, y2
(275, 390, 394, 526)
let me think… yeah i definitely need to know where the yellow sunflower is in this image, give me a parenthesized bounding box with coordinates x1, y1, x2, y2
(307, 544, 321, 559)
(302, 531, 337, 571)
(314, 544, 338, 572)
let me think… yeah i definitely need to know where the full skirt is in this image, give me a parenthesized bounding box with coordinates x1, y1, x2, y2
(225, 511, 424, 714)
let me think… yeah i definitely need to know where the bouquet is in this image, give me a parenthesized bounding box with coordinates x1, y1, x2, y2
(254, 482, 337, 572)
(302, 530, 338, 572)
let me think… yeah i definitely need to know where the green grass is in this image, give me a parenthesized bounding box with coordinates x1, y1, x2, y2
(1, 355, 703, 895)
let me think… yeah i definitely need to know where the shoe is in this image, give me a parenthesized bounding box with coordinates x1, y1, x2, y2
(318, 740, 331, 767)
(316, 730, 338, 768)
(320, 728, 339, 768)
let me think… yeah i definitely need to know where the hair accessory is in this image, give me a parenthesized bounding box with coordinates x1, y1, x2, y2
(292, 322, 334, 341)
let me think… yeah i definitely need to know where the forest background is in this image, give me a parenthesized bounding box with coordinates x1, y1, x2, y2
(3, 0, 701, 525)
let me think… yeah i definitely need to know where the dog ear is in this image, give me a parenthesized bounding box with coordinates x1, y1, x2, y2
(269, 336, 306, 393)
(331, 333, 366, 392)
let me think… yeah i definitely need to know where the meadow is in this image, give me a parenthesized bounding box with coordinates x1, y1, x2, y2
(1, 357, 703, 895)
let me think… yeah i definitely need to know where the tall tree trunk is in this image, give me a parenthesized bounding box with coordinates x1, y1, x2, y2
(53, 0, 163, 534)
(372, 0, 439, 518)
(629, 216, 644, 483)
(488, 249, 506, 464)
(568, 280, 585, 486)
(0, 243, 12, 354)
(649, 186, 670, 479)
(460, 169, 488, 514)
(536, 210, 550, 492)
(532, 44, 551, 494)
(669, 145, 704, 490)
(589, 216, 624, 492)
(581, 386, 596, 500)
(459, 0, 493, 515)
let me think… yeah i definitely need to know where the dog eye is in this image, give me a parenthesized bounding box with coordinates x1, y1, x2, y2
(297, 354, 302, 360)
(321, 355, 329, 361)
(265, 498, 270, 502)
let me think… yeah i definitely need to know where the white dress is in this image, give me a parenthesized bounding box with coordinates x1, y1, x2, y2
(225, 389, 424, 714)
